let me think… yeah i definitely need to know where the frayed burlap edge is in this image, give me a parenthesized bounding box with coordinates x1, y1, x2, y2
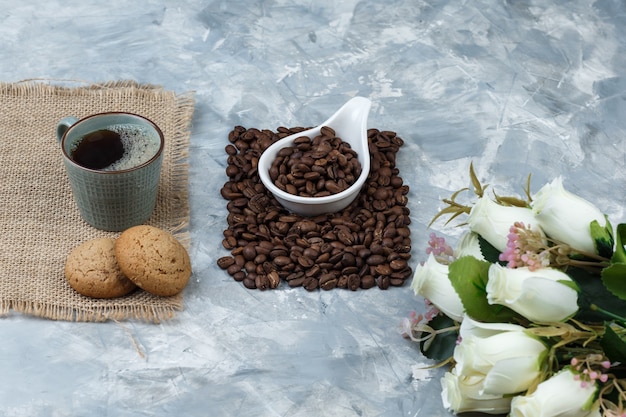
(0, 79, 195, 323)
(0, 298, 184, 324)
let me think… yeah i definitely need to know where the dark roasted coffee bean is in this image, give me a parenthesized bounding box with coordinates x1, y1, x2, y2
(375, 264, 392, 275)
(226, 263, 241, 276)
(303, 247, 320, 259)
(376, 275, 390, 290)
(304, 264, 321, 278)
(232, 271, 246, 282)
(337, 229, 354, 245)
(360, 275, 376, 289)
(303, 277, 319, 291)
(366, 254, 386, 266)
(243, 277, 256, 289)
(273, 255, 291, 267)
(217, 256, 235, 269)
(270, 247, 288, 258)
(298, 256, 315, 268)
(244, 261, 257, 273)
(390, 278, 405, 287)
(348, 274, 360, 291)
(222, 236, 237, 249)
(358, 247, 372, 259)
(286, 277, 304, 288)
(337, 275, 349, 288)
(242, 244, 257, 261)
(267, 271, 280, 288)
(390, 259, 408, 270)
(234, 254, 245, 267)
(341, 253, 356, 267)
(328, 251, 343, 265)
(255, 274, 270, 290)
(319, 272, 338, 290)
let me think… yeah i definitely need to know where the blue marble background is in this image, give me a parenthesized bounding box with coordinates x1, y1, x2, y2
(0, 0, 625, 416)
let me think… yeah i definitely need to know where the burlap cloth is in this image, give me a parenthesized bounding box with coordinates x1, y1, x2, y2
(0, 80, 194, 322)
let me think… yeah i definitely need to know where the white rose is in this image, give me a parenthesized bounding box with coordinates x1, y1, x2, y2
(453, 231, 486, 260)
(411, 253, 464, 322)
(531, 176, 608, 254)
(509, 369, 601, 417)
(467, 197, 541, 252)
(441, 370, 512, 415)
(487, 263, 579, 323)
(454, 316, 547, 396)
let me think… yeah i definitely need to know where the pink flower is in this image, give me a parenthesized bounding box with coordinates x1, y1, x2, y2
(499, 222, 550, 271)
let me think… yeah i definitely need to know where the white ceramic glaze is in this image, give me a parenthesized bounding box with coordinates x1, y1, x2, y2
(258, 97, 372, 216)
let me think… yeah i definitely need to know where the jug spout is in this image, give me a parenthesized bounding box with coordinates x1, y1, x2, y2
(322, 97, 372, 132)
(320, 96, 371, 182)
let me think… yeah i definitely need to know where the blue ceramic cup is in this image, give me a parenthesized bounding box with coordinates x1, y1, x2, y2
(56, 112, 164, 231)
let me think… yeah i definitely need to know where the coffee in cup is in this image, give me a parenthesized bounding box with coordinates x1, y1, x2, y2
(57, 112, 164, 231)
(69, 124, 161, 171)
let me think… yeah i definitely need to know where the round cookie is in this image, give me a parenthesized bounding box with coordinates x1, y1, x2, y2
(65, 238, 137, 298)
(115, 225, 191, 297)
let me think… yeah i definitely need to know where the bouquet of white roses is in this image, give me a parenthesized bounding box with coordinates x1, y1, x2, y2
(403, 164, 626, 417)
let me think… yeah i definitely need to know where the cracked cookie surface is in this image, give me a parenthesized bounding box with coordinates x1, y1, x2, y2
(65, 238, 137, 298)
(115, 225, 191, 296)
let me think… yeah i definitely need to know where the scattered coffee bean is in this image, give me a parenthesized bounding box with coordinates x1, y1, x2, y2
(217, 256, 235, 269)
(217, 125, 412, 291)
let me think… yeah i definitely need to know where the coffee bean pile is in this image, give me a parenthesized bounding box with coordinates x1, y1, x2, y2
(218, 125, 412, 291)
(269, 126, 362, 197)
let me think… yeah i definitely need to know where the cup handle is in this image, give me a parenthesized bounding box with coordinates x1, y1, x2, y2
(56, 116, 79, 142)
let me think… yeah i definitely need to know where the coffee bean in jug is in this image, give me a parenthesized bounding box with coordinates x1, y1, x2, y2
(268, 126, 362, 197)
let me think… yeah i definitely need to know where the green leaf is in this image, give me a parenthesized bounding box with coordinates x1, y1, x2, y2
(477, 235, 502, 264)
(448, 256, 519, 322)
(602, 263, 626, 301)
(612, 223, 626, 264)
(419, 314, 457, 361)
(591, 216, 614, 259)
(558, 279, 580, 292)
(569, 267, 626, 322)
(600, 323, 626, 364)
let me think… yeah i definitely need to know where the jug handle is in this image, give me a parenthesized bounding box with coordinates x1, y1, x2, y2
(56, 116, 79, 142)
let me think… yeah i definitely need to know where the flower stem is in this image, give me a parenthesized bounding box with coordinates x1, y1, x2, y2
(566, 259, 611, 269)
(590, 304, 626, 326)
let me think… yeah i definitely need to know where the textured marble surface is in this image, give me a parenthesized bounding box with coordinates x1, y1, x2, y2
(1, 1, 625, 416)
